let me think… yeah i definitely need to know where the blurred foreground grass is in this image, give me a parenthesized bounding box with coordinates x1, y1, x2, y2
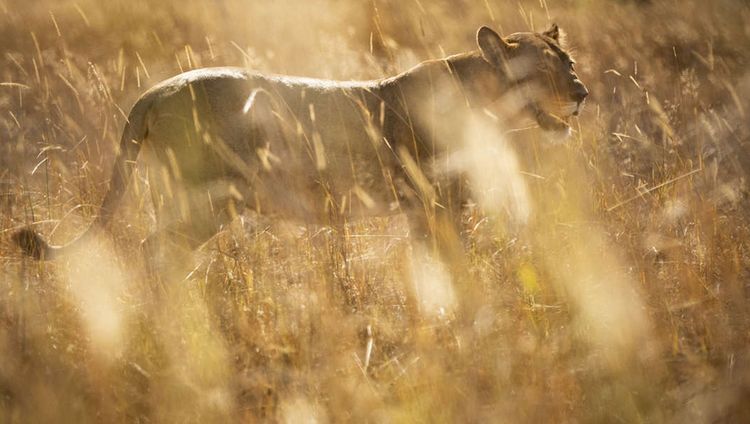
(2, 0, 750, 421)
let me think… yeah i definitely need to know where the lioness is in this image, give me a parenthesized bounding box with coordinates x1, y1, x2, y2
(15, 25, 587, 266)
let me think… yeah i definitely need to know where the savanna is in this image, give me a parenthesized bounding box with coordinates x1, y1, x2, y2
(1, 0, 749, 422)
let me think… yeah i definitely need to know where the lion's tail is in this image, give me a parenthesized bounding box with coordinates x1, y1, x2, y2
(14, 95, 153, 260)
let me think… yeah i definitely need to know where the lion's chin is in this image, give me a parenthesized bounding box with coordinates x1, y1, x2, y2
(535, 109, 572, 144)
(524, 103, 573, 142)
(535, 109, 570, 130)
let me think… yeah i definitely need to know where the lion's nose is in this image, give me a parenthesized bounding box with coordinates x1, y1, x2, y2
(572, 82, 589, 103)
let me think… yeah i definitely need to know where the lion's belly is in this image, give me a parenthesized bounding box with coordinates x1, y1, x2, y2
(145, 155, 402, 225)
(245, 137, 403, 222)
(145, 117, 402, 224)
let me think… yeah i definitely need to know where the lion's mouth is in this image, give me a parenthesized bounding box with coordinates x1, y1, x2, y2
(527, 100, 584, 132)
(559, 101, 583, 119)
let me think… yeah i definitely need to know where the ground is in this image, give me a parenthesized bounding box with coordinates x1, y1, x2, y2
(1, 0, 750, 422)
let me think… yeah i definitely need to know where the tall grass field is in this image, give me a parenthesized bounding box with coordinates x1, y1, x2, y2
(2, 0, 750, 421)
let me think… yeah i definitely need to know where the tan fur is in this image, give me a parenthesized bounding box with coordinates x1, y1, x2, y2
(14, 25, 587, 261)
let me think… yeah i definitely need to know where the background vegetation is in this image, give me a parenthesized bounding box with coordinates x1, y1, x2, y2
(2, 0, 750, 421)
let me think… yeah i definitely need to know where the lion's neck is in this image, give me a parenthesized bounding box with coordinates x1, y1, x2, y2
(445, 51, 509, 107)
(378, 51, 506, 110)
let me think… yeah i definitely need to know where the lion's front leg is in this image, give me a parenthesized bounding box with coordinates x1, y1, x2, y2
(402, 178, 481, 325)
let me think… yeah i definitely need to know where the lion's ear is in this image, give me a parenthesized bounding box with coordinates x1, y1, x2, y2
(543, 23, 563, 43)
(477, 26, 513, 68)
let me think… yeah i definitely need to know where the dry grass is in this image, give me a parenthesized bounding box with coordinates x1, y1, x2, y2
(2, 0, 750, 422)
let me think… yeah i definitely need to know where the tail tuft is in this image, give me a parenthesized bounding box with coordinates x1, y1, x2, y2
(13, 228, 51, 260)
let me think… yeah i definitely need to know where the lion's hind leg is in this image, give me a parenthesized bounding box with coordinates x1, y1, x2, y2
(142, 180, 246, 280)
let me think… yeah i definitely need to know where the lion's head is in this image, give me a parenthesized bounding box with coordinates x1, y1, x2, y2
(476, 25, 589, 133)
